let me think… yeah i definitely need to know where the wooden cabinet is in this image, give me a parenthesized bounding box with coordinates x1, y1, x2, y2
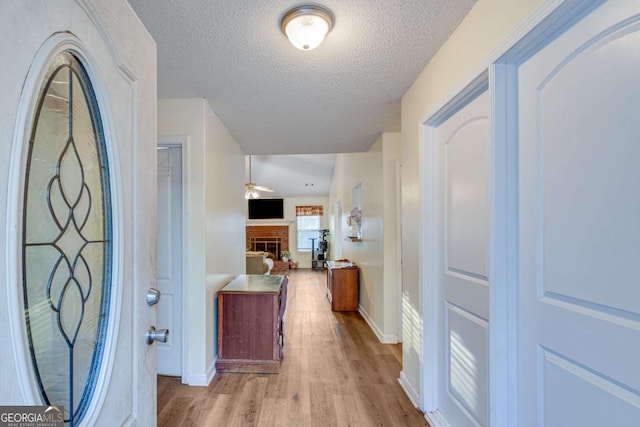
(216, 274, 288, 374)
(326, 260, 359, 311)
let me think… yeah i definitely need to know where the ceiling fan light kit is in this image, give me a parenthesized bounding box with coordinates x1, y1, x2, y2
(245, 155, 274, 199)
(245, 187, 260, 199)
(281, 5, 334, 51)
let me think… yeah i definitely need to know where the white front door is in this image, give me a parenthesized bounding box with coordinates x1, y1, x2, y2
(516, 1, 640, 425)
(435, 90, 490, 426)
(0, 1, 157, 425)
(156, 146, 183, 376)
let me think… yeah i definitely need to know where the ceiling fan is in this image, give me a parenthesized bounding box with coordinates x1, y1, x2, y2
(245, 155, 274, 199)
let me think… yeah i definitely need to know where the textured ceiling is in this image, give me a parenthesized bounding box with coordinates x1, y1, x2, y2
(128, 0, 475, 155)
(247, 154, 336, 198)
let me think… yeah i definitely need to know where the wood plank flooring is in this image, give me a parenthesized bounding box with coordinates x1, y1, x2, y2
(157, 269, 428, 426)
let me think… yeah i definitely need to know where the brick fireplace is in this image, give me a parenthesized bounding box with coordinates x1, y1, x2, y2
(246, 225, 289, 260)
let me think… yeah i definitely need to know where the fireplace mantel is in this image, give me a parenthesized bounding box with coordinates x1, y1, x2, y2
(246, 219, 293, 226)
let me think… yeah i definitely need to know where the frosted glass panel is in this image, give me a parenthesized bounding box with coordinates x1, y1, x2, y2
(22, 52, 112, 426)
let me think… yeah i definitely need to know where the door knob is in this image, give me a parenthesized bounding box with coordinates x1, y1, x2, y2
(146, 288, 161, 306)
(146, 326, 169, 345)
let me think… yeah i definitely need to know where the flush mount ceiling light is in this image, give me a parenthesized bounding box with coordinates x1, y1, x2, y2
(281, 5, 334, 51)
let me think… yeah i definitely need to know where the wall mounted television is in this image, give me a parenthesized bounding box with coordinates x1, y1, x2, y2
(248, 198, 284, 219)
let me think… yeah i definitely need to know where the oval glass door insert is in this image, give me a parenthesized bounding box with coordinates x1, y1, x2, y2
(22, 51, 112, 426)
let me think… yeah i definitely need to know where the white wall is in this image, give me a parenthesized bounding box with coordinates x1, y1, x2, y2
(158, 98, 245, 385)
(399, 0, 546, 401)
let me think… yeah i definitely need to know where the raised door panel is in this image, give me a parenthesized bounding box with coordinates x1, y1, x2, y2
(517, 2, 640, 425)
(436, 90, 490, 427)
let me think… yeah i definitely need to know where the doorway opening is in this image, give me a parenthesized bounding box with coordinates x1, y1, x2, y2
(156, 140, 187, 381)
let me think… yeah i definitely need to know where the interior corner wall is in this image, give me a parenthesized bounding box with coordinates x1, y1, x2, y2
(329, 150, 385, 337)
(399, 0, 546, 401)
(158, 98, 245, 385)
(203, 101, 245, 373)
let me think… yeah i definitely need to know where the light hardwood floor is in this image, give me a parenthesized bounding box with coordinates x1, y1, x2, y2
(157, 269, 428, 426)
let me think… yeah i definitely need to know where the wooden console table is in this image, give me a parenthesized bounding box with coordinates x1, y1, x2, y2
(326, 260, 359, 311)
(216, 274, 288, 373)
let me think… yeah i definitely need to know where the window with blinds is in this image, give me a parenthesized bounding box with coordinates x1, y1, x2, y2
(296, 205, 323, 251)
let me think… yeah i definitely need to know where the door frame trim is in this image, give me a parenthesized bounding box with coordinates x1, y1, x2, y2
(158, 135, 190, 384)
(416, 0, 604, 424)
(419, 73, 489, 415)
(490, 1, 604, 425)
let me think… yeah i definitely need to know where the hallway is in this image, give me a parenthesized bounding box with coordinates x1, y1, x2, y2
(157, 269, 428, 426)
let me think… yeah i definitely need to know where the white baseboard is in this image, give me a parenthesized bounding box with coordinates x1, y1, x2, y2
(424, 410, 450, 427)
(358, 305, 398, 344)
(207, 358, 216, 383)
(186, 358, 216, 386)
(398, 371, 420, 408)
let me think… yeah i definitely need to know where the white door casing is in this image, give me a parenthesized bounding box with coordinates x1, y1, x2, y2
(156, 146, 183, 376)
(515, 1, 640, 425)
(0, 1, 157, 425)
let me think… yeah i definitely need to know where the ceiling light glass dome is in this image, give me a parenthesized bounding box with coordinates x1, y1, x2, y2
(281, 5, 334, 51)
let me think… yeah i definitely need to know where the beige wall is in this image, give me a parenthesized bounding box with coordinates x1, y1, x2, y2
(328, 133, 402, 342)
(330, 150, 383, 332)
(399, 0, 546, 398)
(204, 102, 246, 375)
(329, 146, 387, 340)
(158, 98, 245, 385)
(382, 133, 402, 336)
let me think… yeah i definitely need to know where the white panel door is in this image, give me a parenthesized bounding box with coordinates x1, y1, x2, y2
(156, 146, 183, 376)
(0, 1, 157, 425)
(517, 1, 640, 425)
(436, 91, 490, 426)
